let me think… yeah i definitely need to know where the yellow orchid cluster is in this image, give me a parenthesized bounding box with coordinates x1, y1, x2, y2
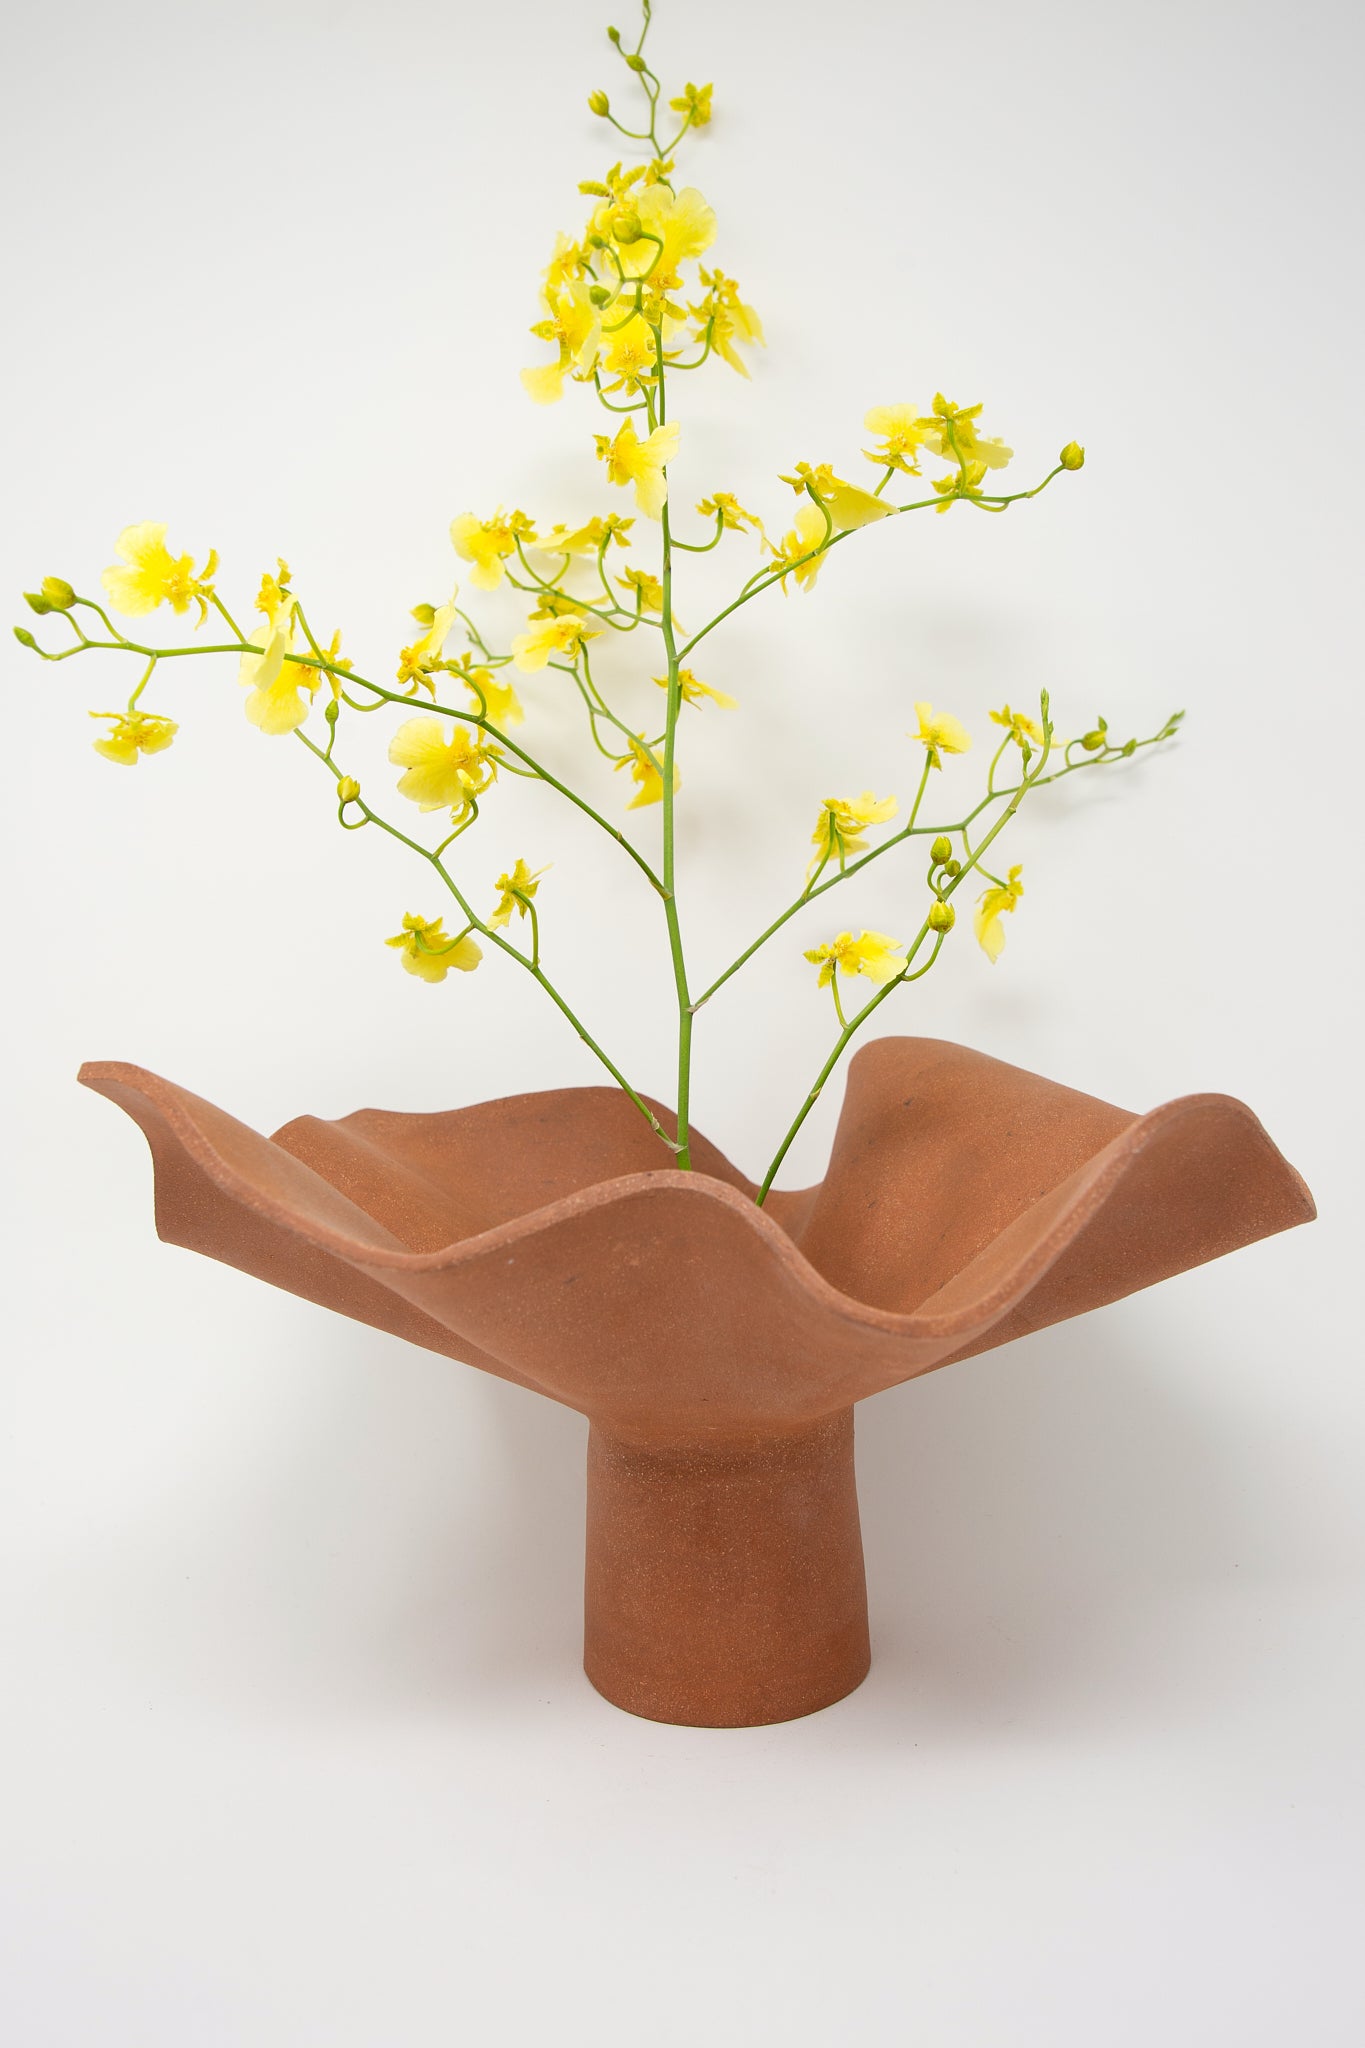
(15, 0, 1181, 1203)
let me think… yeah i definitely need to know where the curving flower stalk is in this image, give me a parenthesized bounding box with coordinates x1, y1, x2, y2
(14, 0, 1182, 1197)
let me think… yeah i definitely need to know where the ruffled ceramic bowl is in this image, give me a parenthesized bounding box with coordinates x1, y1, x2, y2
(81, 1035, 1313, 1727)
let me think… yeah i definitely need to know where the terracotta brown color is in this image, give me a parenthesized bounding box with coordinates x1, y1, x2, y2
(79, 1036, 1314, 1727)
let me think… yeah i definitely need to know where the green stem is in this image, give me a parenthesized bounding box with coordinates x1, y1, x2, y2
(294, 729, 679, 1154)
(753, 715, 1058, 1203)
(653, 327, 693, 1169)
(677, 466, 1065, 666)
(755, 934, 946, 1206)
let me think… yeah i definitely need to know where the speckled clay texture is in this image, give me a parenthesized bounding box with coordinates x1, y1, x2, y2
(81, 1036, 1314, 1726)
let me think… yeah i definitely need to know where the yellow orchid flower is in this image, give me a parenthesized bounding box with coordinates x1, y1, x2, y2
(695, 492, 767, 545)
(469, 669, 524, 728)
(974, 865, 1025, 963)
(238, 563, 314, 735)
(540, 232, 588, 297)
(89, 709, 178, 766)
(537, 514, 634, 556)
(989, 703, 1045, 748)
(450, 510, 534, 591)
(510, 611, 602, 672)
(490, 859, 548, 929)
(600, 311, 658, 394)
(691, 267, 764, 377)
(385, 912, 482, 983)
(913, 702, 972, 768)
(780, 461, 839, 498)
(388, 718, 498, 817)
(396, 594, 460, 692)
(626, 183, 716, 286)
(434, 649, 525, 728)
(521, 278, 602, 404)
(862, 404, 933, 476)
(804, 930, 908, 989)
(614, 733, 680, 809)
(314, 628, 351, 698)
(596, 417, 680, 519)
(101, 522, 218, 623)
(250, 560, 292, 631)
(243, 649, 314, 734)
(668, 81, 713, 127)
(770, 504, 830, 592)
(824, 477, 894, 531)
(918, 394, 1013, 472)
(783, 463, 893, 531)
(808, 791, 898, 876)
(620, 566, 665, 614)
(653, 667, 737, 710)
(931, 460, 990, 513)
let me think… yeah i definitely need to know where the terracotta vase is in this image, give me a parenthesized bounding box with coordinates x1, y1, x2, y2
(80, 1036, 1313, 1727)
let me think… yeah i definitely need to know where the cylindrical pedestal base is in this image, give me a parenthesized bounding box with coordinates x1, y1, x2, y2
(583, 1410, 870, 1727)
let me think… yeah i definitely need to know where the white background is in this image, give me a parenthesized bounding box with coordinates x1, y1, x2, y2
(2, 0, 1362, 2039)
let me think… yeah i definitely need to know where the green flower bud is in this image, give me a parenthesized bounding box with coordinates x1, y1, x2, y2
(930, 834, 953, 865)
(1121, 737, 1137, 756)
(410, 602, 436, 626)
(945, 858, 961, 877)
(928, 901, 956, 933)
(13, 625, 37, 648)
(607, 25, 621, 43)
(1080, 730, 1106, 752)
(324, 697, 340, 726)
(625, 51, 646, 71)
(612, 211, 643, 244)
(588, 89, 610, 116)
(23, 590, 53, 615)
(1059, 441, 1085, 471)
(336, 776, 361, 804)
(41, 576, 77, 610)
(588, 284, 611, 307)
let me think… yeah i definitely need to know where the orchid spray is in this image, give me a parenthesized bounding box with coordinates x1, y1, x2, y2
(15, 0, 1180, 1202)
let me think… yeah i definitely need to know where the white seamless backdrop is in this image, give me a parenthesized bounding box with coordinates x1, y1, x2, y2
(2, 0, 1361, 2042)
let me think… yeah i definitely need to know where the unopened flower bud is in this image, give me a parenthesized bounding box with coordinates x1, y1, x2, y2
(13, 624, 37, 648)
(945, 858, 961, 876)
(928, 901, 956, 933)
(625, 51, 646, 71)
(42, 576, 77, 610)
(410, 602, 436, 626)
(23, 590, 53, 615)
(1080, 729, 1106, 752)
(337, 777, 361, 804)
(930, 834, 953, 865)
(1059, 441, 1085, 471)
(1121, 737, 1137, 755)
(588, 89, 610, 116)
(324, 696, 340, 726)
(612, 211, 642, 244)
(588, 284, 611, 307)
(606, 25, 621, 43)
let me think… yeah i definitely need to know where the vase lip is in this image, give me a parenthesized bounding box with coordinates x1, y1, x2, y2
(77, 1055, 1315, 1357)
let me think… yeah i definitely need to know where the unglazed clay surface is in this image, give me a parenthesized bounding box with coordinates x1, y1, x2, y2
(80, 1037, 1314, 1724)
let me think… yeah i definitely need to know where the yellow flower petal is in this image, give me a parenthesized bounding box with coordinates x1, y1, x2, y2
(385, 913, 482, 982)
(913, 702, 971, 765)
(389, 718, 497, 814)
